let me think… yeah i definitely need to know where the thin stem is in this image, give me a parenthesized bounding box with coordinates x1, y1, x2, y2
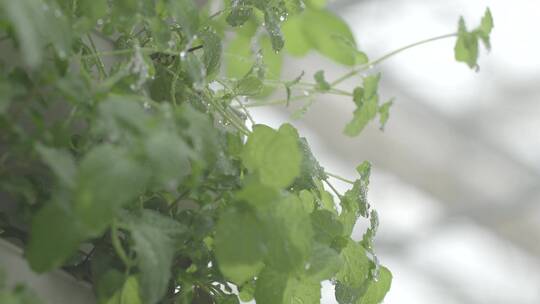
(326, 172, 355, 185)
(331, 32, 457, 87)
(86, 34, 107, 78)
(324, 179, 342, 198)
(81, 45, 203, 60)
(245, 32, 458, 108)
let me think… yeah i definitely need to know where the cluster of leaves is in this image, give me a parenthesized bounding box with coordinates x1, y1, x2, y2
(0, 0, 492, 303)
(455, 8, 494, 69)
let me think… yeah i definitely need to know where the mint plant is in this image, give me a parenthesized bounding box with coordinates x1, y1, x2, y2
(0, 1, 492, 303)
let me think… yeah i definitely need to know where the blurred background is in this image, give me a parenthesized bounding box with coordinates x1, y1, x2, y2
(249, 0, 540, 303)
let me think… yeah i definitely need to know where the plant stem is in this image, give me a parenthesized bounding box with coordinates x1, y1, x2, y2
(324, 179, 342, 198)
(86, 34, 107, 78)
(326, 172, 355, 185)
(244, 32, 458, 108)
(331, 32, 457, 86)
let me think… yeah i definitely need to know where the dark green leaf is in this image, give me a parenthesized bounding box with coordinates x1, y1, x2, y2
(27, 201, 83, 272)
(201, 30, 223, 77)
(74, 145, 149, 235)
(263, 7, 285, 51)
(125, 211, 186, 304)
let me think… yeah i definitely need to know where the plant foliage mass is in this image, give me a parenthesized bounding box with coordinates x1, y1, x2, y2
(0, 0, 492, 303)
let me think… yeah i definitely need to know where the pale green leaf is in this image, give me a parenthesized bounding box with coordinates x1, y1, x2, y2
(215, 206, 265, 285)
(378, 99, 394, 131)
(302, 9, 357, 66)
(242, 124, 302, 189)
(358, 266, 392, 304)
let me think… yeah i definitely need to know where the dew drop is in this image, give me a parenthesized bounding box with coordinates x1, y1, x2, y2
(143, 101, 151, 110)
(304, 262, 311, 270)
(96, 18, 104, 26)
(179, 51, 187, 59)
(279, 15, 286, 22)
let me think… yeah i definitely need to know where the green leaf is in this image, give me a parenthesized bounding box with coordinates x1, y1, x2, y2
(295, 137, 327, 189)
(282, 16, 311, 56)
(124, 210, 186, 304)
(226, 0, 253, 27)
(306, 242, 343, 281)
(454, 17, 479, 69)
(74, 145, 149, 235)
(27, 201, 83, 272)
(299, 189, 315, 214)
(344, 94, 378, 136)
(215, 205, 265, 285)
(242, 124, 302, 189)
(185, 53, 206, 91)
(339, 161, 371, 235)
(358, 266, 392, 304)
(201, 30, 223, 77)
(225, 35, 252, 79)
(254, 268, 321, 304)
(169, 0, 200, 36)
(236, 76, 264, 96)
(363, 74, 380, 101)
(105, 276, 143, 304)
(262, 194, 313, 272)
(344, 74, 381, 136)
(75, 0, 108, 31)
(263, 7, 285, 51)
(334, 240, 371, 303)
(378, 99, 394, 131)
(239, 280, 256, 302)
(35, 145, 77, 188)
(302, 9, 357, 66)
(144, 131, 191, 190)
(311, 210, 343, 246)
(478, 7, 494, 49)
(1, 0, 71, 67)
(314, 70, 331, 91)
